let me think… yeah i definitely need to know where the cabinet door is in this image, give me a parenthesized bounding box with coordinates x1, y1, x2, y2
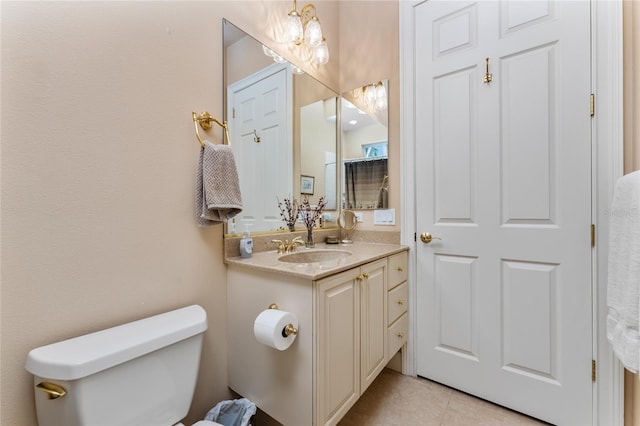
(360, 259, 387, 393)
(317, 268, 361, 426)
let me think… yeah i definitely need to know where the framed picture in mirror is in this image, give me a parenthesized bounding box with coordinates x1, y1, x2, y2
(301, 175, 315, 195)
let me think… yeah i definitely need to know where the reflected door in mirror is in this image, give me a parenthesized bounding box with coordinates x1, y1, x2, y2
(228, 63, 293, 232)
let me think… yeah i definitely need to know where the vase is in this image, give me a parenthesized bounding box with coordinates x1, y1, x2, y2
(305, 227, 315, 248)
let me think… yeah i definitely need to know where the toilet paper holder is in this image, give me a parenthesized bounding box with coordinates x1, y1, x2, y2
(268, 303, 298, 337)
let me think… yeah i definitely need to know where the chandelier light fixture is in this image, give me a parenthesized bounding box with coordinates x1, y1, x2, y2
(286, 0, 329, 65)
(361, 81, 387, 112)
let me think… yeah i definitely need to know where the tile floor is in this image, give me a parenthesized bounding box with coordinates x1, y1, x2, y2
(338, 369, 549, 426)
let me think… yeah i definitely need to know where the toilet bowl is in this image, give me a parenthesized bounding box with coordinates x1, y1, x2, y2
(25, 305, 220, 426)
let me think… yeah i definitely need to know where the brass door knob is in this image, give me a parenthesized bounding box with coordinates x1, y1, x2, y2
(420, 232, 441, 244)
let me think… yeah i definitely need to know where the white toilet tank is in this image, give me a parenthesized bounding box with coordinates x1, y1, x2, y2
(25, 305, 208, 426)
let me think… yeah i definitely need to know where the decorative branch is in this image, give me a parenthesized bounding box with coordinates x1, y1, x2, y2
(298, 196, 327, 231)
(277, 196, 299, 231)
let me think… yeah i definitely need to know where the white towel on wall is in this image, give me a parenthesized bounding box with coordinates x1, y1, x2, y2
(195, 140, 242, 226)
(606, 170, 640, 372)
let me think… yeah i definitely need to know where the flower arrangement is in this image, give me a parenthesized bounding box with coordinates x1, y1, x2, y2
(299, 196, 327, 247)
(277, 196, 299, 231)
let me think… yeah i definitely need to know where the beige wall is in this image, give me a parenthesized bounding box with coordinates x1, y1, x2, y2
(0, 1, 396, 425)
(339, 1, 400, 231)
(624, 0, 640, 424)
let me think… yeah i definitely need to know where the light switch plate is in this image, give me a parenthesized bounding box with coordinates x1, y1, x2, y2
(374, 209, 395, 225)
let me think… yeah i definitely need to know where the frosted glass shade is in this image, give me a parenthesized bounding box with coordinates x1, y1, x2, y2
(375, 83, 387, 110)
(287, 13, 304, 45)
(304, 18, 323, 47)
(313, 40, 329, 65)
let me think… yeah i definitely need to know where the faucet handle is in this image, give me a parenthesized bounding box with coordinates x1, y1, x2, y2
(271, 239, 285, 254)
(292, 236, 304, 244)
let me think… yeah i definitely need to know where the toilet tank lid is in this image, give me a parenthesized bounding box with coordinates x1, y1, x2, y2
(25, 305, 208, 381)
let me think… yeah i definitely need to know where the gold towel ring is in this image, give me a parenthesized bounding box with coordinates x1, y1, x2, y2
(192, 111, 231, 148)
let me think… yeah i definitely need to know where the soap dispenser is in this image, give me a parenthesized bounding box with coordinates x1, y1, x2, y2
(239, 225, 253, 258)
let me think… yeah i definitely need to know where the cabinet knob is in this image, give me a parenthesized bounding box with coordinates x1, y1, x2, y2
(396, 299, 405, 306)
(396, 266, 404, 272)
(396, 332, 405, 339)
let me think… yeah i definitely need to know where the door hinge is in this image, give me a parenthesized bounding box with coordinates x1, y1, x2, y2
(590, 94, 595, 117)
(592, 360, 597, 382)
(414, 232, 417, 242)
(232, 107, 236, 119)
(591, 224, 596, 247)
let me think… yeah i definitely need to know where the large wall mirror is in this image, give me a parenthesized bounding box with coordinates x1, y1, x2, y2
(223, 20, 338, 235)
(341, 81, 389, 210)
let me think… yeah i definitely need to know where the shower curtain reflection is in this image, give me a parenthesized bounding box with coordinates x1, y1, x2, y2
(344, 158, 388, 209)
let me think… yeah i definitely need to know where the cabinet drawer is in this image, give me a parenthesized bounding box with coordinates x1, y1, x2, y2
(387, 313, 408, 357)
(387, 281, 408, 325)
(388, 251, 408, 290)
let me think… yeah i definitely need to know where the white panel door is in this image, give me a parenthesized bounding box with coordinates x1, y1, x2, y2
(228, 63, 292, 232)
(414, 1, 592, 424)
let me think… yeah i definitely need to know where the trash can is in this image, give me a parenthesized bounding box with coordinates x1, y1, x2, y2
(204, 398, 256, 426)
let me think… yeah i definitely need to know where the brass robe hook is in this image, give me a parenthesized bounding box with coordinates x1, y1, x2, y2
(483, 57, 493, 84)
(253, 130, 261, 143)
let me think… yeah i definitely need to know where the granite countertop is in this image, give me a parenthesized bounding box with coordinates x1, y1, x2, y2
(225, 241, 409, 280)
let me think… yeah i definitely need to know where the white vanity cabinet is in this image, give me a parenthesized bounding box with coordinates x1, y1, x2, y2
(387, 251, 408, 358)
(316, 258, 387, 426)
(226, 244, 408, 426)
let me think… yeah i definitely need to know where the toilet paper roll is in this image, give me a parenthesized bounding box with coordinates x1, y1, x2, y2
(253, 309, 298, 351)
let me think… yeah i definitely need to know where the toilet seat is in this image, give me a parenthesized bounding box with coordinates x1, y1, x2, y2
(176, 421, 223, 426)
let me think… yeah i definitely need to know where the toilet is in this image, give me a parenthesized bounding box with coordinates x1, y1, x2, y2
(25, 305, 223, 426)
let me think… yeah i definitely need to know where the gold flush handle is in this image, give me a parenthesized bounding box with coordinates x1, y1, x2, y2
(483, 57, 493, 84)
(420, 232, 442, 244)
(35, 382, 67, 400)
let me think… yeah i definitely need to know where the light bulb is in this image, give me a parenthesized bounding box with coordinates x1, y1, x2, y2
(272, 54, 287, 64)
(312, 39, 329, 65)
(304, 17, 323, 47)
(291, 65, 305, 75)
(375, 82, 387, 110)
(364, 84, 376, 107)
(287, 12, 304, 45)
(262, 45, 275, 57)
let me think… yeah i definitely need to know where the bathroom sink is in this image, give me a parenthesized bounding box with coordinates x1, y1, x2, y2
(278, 249, 352, 264)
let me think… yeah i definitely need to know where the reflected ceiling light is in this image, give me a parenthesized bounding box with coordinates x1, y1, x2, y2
(286, 0, 329, 65)
(361, 81, 387, 111)
(262, 45, 305, 75)
(349, 120, 358, 125)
